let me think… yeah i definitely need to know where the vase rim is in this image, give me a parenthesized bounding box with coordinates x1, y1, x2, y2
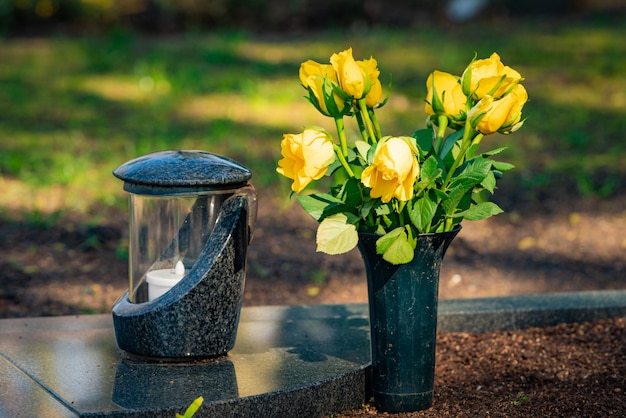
(358, 226, 462, 239)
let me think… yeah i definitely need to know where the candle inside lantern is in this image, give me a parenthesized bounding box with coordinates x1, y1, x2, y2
(146, 260, 185, 301)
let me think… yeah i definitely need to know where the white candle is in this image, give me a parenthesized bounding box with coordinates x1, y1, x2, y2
(146, 260, 185, 301)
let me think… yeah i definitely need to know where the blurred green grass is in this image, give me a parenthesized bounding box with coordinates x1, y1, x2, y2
(1, 17, 625, 219)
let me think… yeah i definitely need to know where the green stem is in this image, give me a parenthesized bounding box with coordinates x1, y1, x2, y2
(397, 200, 406, 226)
(355, 111, 368, 143)
(434, 115, 448, 155)
(358, 98, 377, 144)
(367, 209, 375, 229)
(433, 121, 476, 234)
(443, 120, 475, 186)
(334, 116, 348, 157)
(369, 108, 383, 140)
(333, 144, 355, 177)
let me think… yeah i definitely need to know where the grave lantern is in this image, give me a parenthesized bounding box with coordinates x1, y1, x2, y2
(111, 150, 256, 359)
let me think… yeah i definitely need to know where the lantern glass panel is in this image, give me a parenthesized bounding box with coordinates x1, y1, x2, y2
(128, 191, 230, 303)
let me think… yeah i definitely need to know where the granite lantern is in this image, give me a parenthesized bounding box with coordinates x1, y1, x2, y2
(111, 150, 257, 360)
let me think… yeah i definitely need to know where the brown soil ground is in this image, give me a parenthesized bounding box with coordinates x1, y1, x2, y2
(1, 192, 625, 416)
(341, 317, 625, 417)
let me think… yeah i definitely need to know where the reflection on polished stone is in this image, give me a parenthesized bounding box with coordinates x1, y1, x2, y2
(0, 305, 371, 417)
(113, 357, 238, 409)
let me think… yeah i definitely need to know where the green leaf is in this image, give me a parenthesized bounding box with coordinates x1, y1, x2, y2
(179, 396, 204, 418)
(433, 188, 448, 200)
(445, 157, 493, 198)
(492, 161, 515, 171)
(413, 156, 442, 196)
(420, 155, 441, 181)
(442, 158, 492, 216)
(316, 213, 359, 255)
(408, 195, 437, 232)
(342, 177, 363, 208)
(481, 170, 496, 194)
(322, 76, 343, 116)
(413, 127, 434, 156)
(466, 142, 480, 160)
(375, 203, 391, 216)
(354, 140, 371, 161)
(442, 182, 468, 215)
(360, 199, 376, 219)
(450, 201, 504, 220)
(439, 128, 464, 159)
(481, 146, 508, 156)
(296, 193, 344, 221)
(429, 78, 445, 115)
(325, 157, 343, 175)
(381, 214, 393, 228)
(375, 227, 415, 264)
(457, 156, 493, 181)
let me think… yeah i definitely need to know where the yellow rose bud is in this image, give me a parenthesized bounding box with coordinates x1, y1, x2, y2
(331, 48, 369, 99)
(299, 60, 346, 117)
(359, 57, 382, 108)
(299, 60, 336, 87)
(365, 78, 383, 108)
(497, 84, 528, 133)
(461, 52, 523, 100)
(469, 84, 528, 135)
(277, 129, 336, 193)
(425, 70, 466, 118)
(361, 137, 420, 203)
(305, 74, 347, 117)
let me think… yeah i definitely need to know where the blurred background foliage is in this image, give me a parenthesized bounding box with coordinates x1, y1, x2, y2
(1, 0, 625, 33)
(1, 0, 625, 223)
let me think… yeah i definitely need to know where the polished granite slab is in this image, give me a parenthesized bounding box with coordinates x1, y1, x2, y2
(0, 305, 371, 418)
(1, 290, 625, 417)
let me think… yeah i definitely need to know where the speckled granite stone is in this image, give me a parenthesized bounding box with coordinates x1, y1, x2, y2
(113, 150, 252, 195)
(112, 195, 250, 358)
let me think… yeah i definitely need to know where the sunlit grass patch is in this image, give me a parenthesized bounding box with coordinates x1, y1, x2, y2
(78, 75, 172, 102)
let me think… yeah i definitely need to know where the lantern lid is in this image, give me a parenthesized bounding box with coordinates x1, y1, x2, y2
(113, 150, 252, 195)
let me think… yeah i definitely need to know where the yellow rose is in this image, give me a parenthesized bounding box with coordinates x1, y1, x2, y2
(425, 70, 466, 118)
(331, 48, 368, 99)
(361, 137, 419, 203)
(461, 52, 523, 100)
(365, 78, 383, 108)
(305, 74, 348, 117)
(469, 84, 528, 135)
(299, 60, 336, 87)
(359, 57, 382, 108)
(299, 60, 346, 117)
(277, 129, 336, 193)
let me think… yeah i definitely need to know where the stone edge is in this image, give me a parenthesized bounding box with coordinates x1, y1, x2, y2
(437, 289, 626, 333)
(240, 289, 626, 333)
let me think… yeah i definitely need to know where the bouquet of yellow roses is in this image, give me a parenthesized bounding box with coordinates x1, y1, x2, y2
(277, 48, 527, 265)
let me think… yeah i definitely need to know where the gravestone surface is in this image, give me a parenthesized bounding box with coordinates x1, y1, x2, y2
(1, 290, 625, 417)
(0, 305, 370, 418)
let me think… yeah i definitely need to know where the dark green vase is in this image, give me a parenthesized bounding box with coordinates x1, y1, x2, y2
(358, 227, 460, 413)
